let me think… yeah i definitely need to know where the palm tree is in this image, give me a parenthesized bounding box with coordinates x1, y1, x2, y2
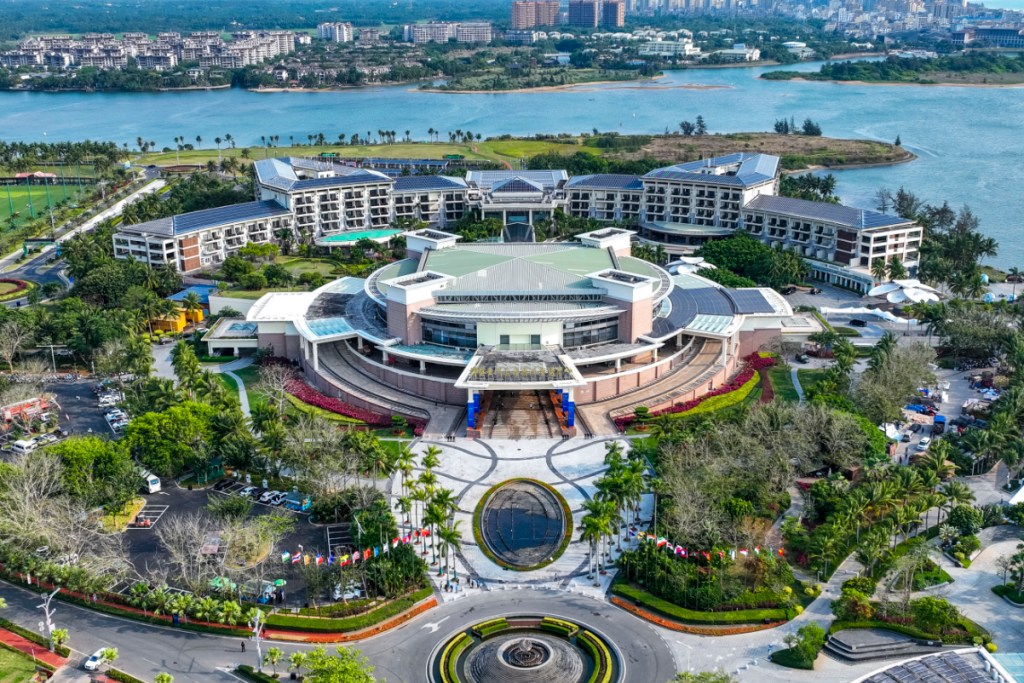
(288, 652, 307, 679)
(421, 446, 442, 472)
(214, 137, 222, 161)
(579, 514, 604, 579)
(263, 648, 284, 676)
(195, 135, 203, 149)
(871, 258, 889, 284)
(939, 481, 975, 511)
(438, 521, 462, 578)
(424, 502, 445, 564)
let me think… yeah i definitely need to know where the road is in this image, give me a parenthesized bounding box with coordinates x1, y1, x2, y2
(0, 582, 678, 683)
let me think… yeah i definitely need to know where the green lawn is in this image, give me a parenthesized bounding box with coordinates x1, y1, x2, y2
(797, 369, 829, 396)
(136, 138, 602, 169)
(0, 183, 93, 228)
(277, 256, 338, 277)
(0, 646, 39, 683)
(767, 366, 800, 402)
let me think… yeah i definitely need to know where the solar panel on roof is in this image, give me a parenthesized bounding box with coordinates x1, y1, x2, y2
(725, 289, 775, 314)
(171, 200, 290, 234)
(689, 288, 735, 316)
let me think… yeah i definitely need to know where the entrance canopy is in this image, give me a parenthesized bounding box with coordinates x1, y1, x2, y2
(455, 345, 586, 391)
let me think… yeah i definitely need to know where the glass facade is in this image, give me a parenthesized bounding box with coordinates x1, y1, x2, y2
(562, 315, 619, 348)
(422, 319, 478, 348)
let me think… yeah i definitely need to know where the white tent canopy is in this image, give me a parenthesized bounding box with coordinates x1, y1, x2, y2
(867, 279, 941, 304)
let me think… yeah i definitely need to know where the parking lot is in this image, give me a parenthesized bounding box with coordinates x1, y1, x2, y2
(324, 524, 354, 555)
(44, 381, 119, 436)
(128, 504, 169, 529)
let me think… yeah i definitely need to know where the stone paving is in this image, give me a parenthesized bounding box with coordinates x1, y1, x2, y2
(403, 437, 653, 602)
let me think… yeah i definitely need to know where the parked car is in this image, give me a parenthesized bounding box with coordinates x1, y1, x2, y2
(83, 648, 107, 671)
(901, 432, 912, 442)
(259, 490, 279, 504)
(213, 479, 232, 491)
(795, 353, 810, 364)
(269, 491, 288, 505)
(333, 581, 362, 601)
(239, 486, 256, 497)
(910, 423, 922, 433)
(849, 319, 867, 327)
(916, 437, 932, 451)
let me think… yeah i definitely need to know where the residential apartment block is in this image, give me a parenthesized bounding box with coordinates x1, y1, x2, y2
(402, 22, 493, 44)
(316, 22, 354, 43)
(512, 0, 562, 29)
(0, 30, 297, 71)
(603, 0, 626, 28)
(568, 0, 601, 27)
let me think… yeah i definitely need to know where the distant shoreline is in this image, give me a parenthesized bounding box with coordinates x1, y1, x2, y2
(788, 150, 918, 174)
(764, 75, 1024, 88)
(415, 75, 736, 94)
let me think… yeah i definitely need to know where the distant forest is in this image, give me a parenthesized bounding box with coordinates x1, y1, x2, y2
(763, 53, 1024, 83)
(0, 0, 508, 41)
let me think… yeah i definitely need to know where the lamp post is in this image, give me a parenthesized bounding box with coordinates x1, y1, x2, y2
(249, 609, 265, 672)
(36, 587, 60, 651)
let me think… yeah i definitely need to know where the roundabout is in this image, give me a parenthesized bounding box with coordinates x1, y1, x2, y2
(432, 614, 621, 683)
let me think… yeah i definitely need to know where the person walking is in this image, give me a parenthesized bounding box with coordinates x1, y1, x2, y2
(241, 640, 246, 653)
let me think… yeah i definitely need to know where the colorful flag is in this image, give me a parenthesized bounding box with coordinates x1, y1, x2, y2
(373, 546, 380, 557)
(778, 548, 785, 557)
(674, 545, 684, 556)
(740, 548, 749, 557)
(392, 537, 400, 548)
(382, 543, 389, 555)
(281, 551, 291, 563)
(340, 554, 349, 566)
(303, 554, 310, 565)
(315, 553, 323, 565)
(328, 553, 335, 565)
(680, 548, 688, 558)
(656, 537, 668, 548)
(702, 551, 711, 561)
(717, 550, 725, 559)
(402, 534, 411, 544)
(413, 530, 420, 538)
(364, 548, 372, 560)
(421, 528, 431, 538)
(628, 528, 637, 538)
(291, 552, 302, 564)
(351, 551, 360, 563)
(754, 546, 761, 556)
(728, 549, 736, 560)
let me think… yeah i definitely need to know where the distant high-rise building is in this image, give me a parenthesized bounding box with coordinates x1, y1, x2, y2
(568, 0, 600, 27)
(602, 0, 625, 27)
(511, 1, 561, 29)
(404, 22, 493, 43)
(456, 22, 494, 43)
(316, 22, 353, 43)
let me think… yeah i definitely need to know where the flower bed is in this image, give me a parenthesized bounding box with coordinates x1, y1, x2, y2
(615, 354, 775, 430)
(285, 379, 426, 435)
(610, 596, 786, 635)
(611, 583, 792, 624)
(0, 279, 33, 303)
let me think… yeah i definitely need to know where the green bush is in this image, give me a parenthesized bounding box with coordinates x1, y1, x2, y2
(770, 647, 814, 670)
(612, 582, 791, 624)
(0, 617, 71, 657)
(264, 586, 433, 633)
(235, 665, 279, 683)
(540, 616, 579, 637)
(440, 632, 472, 683)
(841, 576, 877, 595)
(666, 372, 760, 420)
(993, 584, 1024, 604)
(107, 670, 148, 683)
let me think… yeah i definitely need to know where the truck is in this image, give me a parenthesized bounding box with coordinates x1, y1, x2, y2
(284, 491, 311, 512)
(139, 469, 161, 493)
(932, 415, 946, 435)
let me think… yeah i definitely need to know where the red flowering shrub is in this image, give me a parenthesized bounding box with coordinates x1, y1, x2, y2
(615, 353, 776, 430)
(286, 379, 391, 426)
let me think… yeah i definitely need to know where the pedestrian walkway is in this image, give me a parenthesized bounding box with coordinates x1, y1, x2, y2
(0, 625, 67, 668)
(217, 357, 254, 418)
(791, 368, 806, 402)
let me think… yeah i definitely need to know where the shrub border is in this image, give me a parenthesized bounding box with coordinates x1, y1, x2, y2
(106, 669, 147, 683)
(0, 617, 71, 657)
(471, 478, 573, 572)
(610, 582, 792, 625)
(610, 596, 788, 636)
(0, 639, 57, 672)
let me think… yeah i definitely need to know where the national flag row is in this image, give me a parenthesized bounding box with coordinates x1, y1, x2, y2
(281, 528, 432, 566)
(631, 529, 784, 561)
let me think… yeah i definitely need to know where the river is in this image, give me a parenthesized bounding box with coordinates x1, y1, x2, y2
(1, 58, 1022, 266)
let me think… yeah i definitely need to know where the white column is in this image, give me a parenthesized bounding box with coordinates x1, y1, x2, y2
(312, 342, 319, 372)
(419, 360, 426, 374)
(382, 350, 389, 364)
(357, 337, 364, 351)
(615, 358, 621, 370)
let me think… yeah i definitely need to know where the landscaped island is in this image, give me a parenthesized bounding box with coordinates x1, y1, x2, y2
(762, 52, 1024, 86)
(420, 66, 660, 92)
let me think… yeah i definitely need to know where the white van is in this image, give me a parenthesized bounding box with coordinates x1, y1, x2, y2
(10, 439, 37, 455)
(140, 470, 161, 493)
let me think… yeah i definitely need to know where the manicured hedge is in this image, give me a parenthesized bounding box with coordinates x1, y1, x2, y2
(236, 665, 279, 683)
(611, 583, 791, 625)
(579, 630, 613, 683)
(53, 593, 243, 636)
(665, 371, 760, 420)
(769, 646, 814, 670)
(439, 632, 471, 683)
(540, 616, 579, 638)
(830, 619, 984, 645)
(992, 584, 1024, 604)
(0, 617, 71, 657)
(0, 640, 56, 672)
(286, 394, 365, 425)
(107, 669, 148, 683)
(264, 586, 433, 633)
(475, 619, 510, 639)
(286, 379, 390, 426)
